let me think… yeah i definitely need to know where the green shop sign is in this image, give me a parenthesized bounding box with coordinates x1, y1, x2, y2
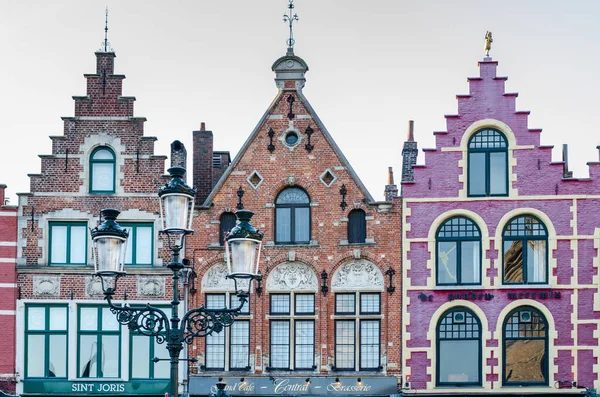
(23, 380, 170, 395)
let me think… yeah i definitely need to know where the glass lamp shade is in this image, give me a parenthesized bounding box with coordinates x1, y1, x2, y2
(160, 193, 194, 234)
(158, 167, 197, 235)
(93, 235, 127, 276)
(225, 238, 261, 277)
(90, 209, 129, 277)
(224, 209, 264, 280)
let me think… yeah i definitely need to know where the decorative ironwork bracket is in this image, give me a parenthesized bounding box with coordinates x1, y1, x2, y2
(268, 128, 275, 153)
(320, 270, 328, 296)
(386, 267, 396, 294)
(237, 186, 245, 210)
(287, 95, 295, 120)
(339, 184, 348, 211)
(305, 126, 314, 152)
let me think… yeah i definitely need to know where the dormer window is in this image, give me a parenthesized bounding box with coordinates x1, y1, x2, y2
(467, 128, 508, 197)
(90, 147, 116, 194)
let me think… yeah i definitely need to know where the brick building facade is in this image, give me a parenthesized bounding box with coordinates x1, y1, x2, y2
(0, 185, 17, 395)
(185, 46, 402, 397)
(14, 50, 181, 397)
(401, 56, 600, 395)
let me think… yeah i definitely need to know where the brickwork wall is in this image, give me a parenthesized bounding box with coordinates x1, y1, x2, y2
(0, 185, 17, 391)
(401, 57, 600, 393)
(186, 73, 402, 379)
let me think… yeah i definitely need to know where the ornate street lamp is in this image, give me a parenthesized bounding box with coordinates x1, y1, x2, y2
(91, 167, 263, 397)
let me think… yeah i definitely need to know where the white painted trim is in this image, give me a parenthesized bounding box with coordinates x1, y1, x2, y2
(0, 310, 15, 315)
(0, 258, 16, 263)
(0, 242, 17, 246)
(0, 212, 17, 217)
(0, 283, 17, 288)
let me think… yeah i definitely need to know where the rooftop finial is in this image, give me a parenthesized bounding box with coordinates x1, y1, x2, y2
(283, 0, 299, 54)
(100, 7, 113, 52)
(484, 31, 493, 57)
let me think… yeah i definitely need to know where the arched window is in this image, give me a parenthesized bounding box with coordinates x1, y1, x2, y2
(468, 128, 508, 197)
(436, 217, 481, 285)
(503, 306, 548, 386)
(437, 307, 481, 386)
(348, 209, 366, 244)
(275, 187, 310, 244)
(219, 212, 237, 246)
(503, 215, 548, 284)
(90, 147, 116, 193)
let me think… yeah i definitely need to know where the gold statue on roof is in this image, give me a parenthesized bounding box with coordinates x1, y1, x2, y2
(485, 31, 493, 57)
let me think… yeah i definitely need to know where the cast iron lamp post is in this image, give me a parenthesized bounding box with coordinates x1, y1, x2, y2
(90, 166, 263, 397)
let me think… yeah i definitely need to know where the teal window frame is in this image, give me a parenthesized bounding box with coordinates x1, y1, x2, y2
(89, 146, 116, 194)
(436, 216, 482, 286)
(24, 304, 69, 379)
(502, 215, 548, 285)
(467, 128, 509, 197)
(77, 305, 122, 378)
(49, 221, 88, 265)
(129, 306, 170, 379)
(120, 222, 154, 267)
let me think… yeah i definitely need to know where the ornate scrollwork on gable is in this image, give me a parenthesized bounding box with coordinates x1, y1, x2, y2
(331, 259, 384, 291)
(201, 263, 249, 292)
(266, 262, 318, 291)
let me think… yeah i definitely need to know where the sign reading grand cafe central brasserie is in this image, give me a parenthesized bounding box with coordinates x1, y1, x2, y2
(190, 377, 399, 396)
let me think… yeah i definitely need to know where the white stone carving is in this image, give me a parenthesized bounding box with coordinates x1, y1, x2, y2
(33, 275, 60, 297)
(331, 260, 384, 291)
(201, 263, 249, 292)
(137, 276, 165, 297)
(266, 262, 318, 291)
(85, 277, 104, 297)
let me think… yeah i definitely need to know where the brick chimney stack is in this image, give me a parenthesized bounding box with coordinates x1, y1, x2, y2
(170, 140, 187, 179)
(401, 120, 418, 183)
(193, 122, 214, 205)
(384, 167, 398, 201)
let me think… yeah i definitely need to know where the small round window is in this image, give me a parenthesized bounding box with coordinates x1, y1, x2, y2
(285, 131, 299, 146)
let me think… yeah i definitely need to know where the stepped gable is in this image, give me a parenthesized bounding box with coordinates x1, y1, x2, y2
(202, 49, 375, 207)
(27, 51, 167, 195)
(402, 56, 600, 198)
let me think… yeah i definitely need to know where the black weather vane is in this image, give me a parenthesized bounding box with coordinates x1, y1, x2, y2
(283, 0, 299, 52)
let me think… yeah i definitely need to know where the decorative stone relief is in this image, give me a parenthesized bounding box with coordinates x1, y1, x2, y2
(266, 262, 318, 291)
(201, 263, 249, 292)
(137, 276, 165, 297)
(331, 260, 384, 291)
(85, 277, 104, 297)
(33, 275, 61, 297)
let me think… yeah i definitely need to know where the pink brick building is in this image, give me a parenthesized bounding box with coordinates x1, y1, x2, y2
(401, 56, 600, 396)
(0, 185, 17, 395)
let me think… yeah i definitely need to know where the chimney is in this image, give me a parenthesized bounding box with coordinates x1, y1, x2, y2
(401, 120, 418, 183)
(384, 167, 398, 201)
(193, 122, 214, 205)
(562, 144, 573, 178)
(170, 140, 187, 179)
(0, 184, 6, 206)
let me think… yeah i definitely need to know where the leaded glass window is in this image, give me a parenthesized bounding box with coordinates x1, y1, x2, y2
(503, 216, 548, 284)
(437, 308, 481, 386)
(503, 307, 548, 385)
(90, 147, 116, 193)
(275, 187, 311, 244)
(436, 217, 482, 285)
(468, 128, 508, 197)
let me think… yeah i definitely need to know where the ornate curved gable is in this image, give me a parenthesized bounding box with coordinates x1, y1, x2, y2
(331, 259, 384, 291)
(201, 263, 249, 292)
(266, 262, 318, 292)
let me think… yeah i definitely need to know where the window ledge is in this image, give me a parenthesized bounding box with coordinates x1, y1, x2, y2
(339, 241, 376, 247)
(265, 242, 320, 248)
(433, 285, 485, 290)
(500, 284, 553, 289)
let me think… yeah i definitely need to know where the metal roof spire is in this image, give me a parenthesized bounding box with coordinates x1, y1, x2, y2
(283, 0, 299, 55)
(100, 7, 113, 52)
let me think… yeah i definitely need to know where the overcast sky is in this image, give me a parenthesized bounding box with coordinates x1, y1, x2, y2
(2, 1, 600, 205)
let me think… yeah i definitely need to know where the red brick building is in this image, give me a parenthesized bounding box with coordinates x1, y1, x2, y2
(15, 50, 180, 397)
(185, 45, 402, 397)
(0, 185, 17, 395)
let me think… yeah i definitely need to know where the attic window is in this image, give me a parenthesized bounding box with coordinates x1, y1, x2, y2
(320, 169, 337, 187)
(247, 170, 264, 190)
(212, 154, 222, 168)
